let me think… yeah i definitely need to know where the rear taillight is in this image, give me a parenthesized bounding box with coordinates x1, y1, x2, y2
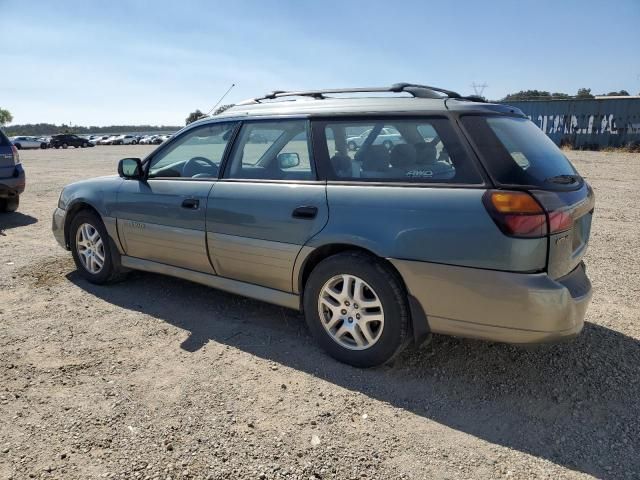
(483, 190, 547, 238)
(483, 190, 581, 238)
(11, 145, 20, 165)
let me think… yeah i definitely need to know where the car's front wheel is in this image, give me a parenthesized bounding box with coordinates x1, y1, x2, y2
(0, 195, 19, 212)
(70, 211, 124, 284)
(303, 252, 409, 367)
(62, 143, 68, 149)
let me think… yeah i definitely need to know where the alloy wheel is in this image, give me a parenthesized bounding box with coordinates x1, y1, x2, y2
(75, 223, 105, 274)
(318, 274, 384, 350)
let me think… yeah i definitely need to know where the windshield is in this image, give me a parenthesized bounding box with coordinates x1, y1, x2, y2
(462, 115, 578, 189)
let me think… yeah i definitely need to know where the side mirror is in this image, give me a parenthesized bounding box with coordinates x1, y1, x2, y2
(278, 152, 300, 169)
(118, 158, 143, 179)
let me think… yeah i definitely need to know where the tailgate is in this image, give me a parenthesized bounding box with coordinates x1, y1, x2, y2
(0, 130, 16, 178)
(534, 183, 595, 279)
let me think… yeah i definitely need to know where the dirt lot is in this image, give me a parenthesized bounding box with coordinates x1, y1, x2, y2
(1, 146, 639, 480)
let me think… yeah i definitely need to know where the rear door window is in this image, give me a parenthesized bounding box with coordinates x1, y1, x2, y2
(461, 115, 579, 189)
(317, 117, 482, 184)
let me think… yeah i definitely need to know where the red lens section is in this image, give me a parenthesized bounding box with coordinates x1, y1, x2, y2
(548, 210, 572, 233)
(503, 213, 547, 237)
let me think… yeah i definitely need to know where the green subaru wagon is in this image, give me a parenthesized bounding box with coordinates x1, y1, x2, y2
(53, 84, 594, 367)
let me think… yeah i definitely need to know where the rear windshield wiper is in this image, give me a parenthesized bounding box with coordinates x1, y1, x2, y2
(545, 174, 582, 185)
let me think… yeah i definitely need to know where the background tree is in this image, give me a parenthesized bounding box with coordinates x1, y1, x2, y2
(603, 90, 630, 96)
(212, 104, 234, 116)
(185, 109, 206, 125)
(501, 90, 552, 101)
(576, 88, 594, 99)
(0, 108, 13, 126)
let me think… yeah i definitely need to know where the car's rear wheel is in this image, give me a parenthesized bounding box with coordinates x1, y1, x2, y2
(0, 195, 19, 212)
(70, 211, 125, 284)
(303, 251, 409, 367)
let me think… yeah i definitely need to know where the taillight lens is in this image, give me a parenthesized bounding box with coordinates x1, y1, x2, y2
(11, 145, 20, 165)
(483, 190, 547, 238)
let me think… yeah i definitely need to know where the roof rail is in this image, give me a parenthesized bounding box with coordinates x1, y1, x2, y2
(237, 83, 473, 105)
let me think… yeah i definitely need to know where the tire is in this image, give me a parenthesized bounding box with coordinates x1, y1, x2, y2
(70, 210, 125, 284)
(0, 195, 19, 212)
(303, 251, 409, 367)
(82, 142, 89, 148)
(14, 144, 22, 150)
(132, 140, 137, 145)
(347, 141, 357, 151)
(383, 140, 393, 150)
(40, 143, 47, 149)
(62, 143, 68, 149)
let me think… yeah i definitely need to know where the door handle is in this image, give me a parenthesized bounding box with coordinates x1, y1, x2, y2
(292, 206, 318, 219)
(181, 198, 199, 209)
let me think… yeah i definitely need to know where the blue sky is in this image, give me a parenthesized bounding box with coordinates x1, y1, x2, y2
(1, 0, 639, 126)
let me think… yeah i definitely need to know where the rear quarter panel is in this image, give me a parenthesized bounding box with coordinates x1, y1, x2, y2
(312, 185, 547, 272)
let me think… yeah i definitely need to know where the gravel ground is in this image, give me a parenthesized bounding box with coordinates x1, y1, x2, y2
(1, 146, 639, 480)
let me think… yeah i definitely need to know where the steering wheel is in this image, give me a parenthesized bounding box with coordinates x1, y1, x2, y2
(182, 156, 218, 177)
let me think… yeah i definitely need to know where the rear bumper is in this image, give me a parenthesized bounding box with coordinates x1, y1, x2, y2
(52, 207, 67, 248)
(390, 259, 592, 344)
(0, 168, 26, 197)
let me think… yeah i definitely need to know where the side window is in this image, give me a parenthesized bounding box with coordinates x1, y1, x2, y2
(148, 122, 237, 179)
(322, 118, 481, 184)
(224, 120, 315, 181)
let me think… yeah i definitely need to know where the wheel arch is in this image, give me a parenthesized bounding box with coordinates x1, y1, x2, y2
(296, 243, 430, 345)
(63, 201, 102, 248)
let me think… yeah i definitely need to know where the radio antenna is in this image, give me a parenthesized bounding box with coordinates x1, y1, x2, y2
(207, 83, 236, 115)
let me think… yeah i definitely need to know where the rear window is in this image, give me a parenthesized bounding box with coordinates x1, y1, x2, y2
(317, 117, 482, 184)
(461, 115, 578, 188)
(0, 129, 10, 146)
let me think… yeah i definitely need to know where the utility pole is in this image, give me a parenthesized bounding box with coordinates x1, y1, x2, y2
(471, 82, 488, 98)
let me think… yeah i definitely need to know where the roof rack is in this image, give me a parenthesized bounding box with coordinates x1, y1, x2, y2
(237, 83, 485, 105)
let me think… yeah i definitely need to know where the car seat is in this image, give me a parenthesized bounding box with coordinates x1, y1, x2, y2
(359, 145, 390, 178)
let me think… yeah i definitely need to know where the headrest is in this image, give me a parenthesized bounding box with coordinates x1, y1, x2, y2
(361, 145, 389, 172)
(415, 142, 437, 164)
(390, 144, 416, 168)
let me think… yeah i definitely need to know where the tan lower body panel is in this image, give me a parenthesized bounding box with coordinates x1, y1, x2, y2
(121, 256, 300, 310)
(118, 220, 214, 274)
(207, 232, 300, 292)
(390, 258, 591, 343)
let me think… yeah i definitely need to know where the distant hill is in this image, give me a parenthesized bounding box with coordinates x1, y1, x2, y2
(3, 123, 182, 136)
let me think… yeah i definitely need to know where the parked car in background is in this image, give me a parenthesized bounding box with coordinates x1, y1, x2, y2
(99, 135, 120, 145)
(112, 134, 138, 145)
(90, 136, 110, 145)
(0, 129, 25, 212)
(10, 136, 47, 150)
(139, 135, 155, 144)
(346, 127, 403, 151)
(50, 134, 91, 149)
(52, 83, 595, 368)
